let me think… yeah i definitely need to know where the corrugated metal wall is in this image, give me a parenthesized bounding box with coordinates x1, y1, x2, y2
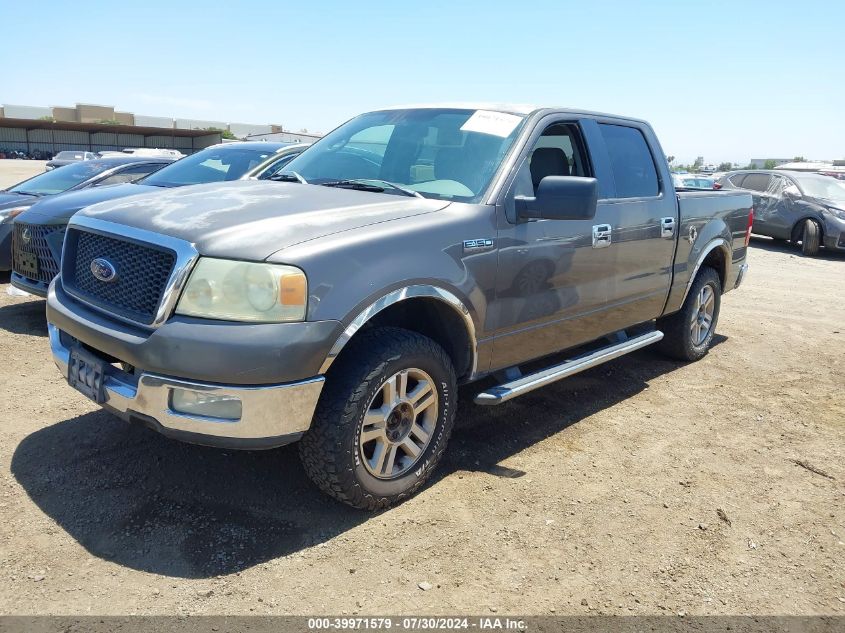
(0, 126, 221, 156)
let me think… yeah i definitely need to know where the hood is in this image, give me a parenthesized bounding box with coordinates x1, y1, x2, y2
(818, 197, 845, 211)
(0, 192, 36, 210)
(16, 183, 156, 224)
(75, 180, 450, 259)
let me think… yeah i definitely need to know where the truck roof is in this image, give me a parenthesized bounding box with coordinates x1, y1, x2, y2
(375, 102, 648, 125)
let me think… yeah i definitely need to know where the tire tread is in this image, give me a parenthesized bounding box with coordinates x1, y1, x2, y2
(299, 326, 456, 510)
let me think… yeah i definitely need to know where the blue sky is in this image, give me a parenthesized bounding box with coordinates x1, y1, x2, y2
(2, 0, 843, 164)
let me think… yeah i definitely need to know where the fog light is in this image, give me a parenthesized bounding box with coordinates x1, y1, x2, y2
(170, 389, 242, 420)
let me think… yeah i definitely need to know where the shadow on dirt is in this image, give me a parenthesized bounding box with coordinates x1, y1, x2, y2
(0, 296, 47, 336)
(749, 235, 845, 260)
(11, 339, 726, 579)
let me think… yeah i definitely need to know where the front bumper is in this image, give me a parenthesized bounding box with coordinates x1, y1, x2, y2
(734, 262, 749, 289)
(10, 271, 48, 297)
(46, 279, 342, 385)
(0, 223, 12, 271)
(823, 214, 845, 251)
(48, 323, 324, 449)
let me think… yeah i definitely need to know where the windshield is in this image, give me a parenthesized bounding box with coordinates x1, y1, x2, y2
(796, 174, 845, 202)
(8, 160, 113, 195)
(54, 151, 85, 160)
(282, 108, 527, 202)
(141, 146, 276, 188)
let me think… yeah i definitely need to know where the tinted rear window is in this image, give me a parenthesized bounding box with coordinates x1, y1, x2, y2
(599, 124, 659, 198)
(728, 173, 747, 187)
(741, 173, 772, 192)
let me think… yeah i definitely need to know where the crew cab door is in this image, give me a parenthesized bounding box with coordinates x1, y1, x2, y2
(487, 116, 676, 371)
(589, 120, 677, 333)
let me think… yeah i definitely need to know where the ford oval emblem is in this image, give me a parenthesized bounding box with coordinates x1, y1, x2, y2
(90, 257, 118, 283)
(20, 227, 32, 243)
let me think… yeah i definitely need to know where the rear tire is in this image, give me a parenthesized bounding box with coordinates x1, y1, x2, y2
(800, 219, 821, 256)
(657, 266, 721, 362)
(299, 326, 457, 510)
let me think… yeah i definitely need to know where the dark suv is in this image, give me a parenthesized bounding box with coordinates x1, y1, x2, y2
(10, 142, 305, 296)
(718, 170, 845, 256)
(0, 156, 175, 271)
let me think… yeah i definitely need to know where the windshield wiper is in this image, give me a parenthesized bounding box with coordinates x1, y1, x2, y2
(269, 171, 308, 184)
(9, 191, 41, 197)
(320, 179, 423, 198)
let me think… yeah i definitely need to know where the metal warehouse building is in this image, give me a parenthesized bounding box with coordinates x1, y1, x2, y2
(0, 118, 221, 157)
(0, 102, 304, 156)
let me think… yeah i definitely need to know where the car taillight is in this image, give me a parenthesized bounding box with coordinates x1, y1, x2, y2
(713, 182, 722, 190)
(745, 208, 754, 247)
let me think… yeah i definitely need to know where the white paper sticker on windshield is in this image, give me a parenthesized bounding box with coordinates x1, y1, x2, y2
(460, 110, 522, 138)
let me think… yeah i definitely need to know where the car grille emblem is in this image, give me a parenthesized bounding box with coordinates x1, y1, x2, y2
(90, 257, 118, 283)
(20, 227, 32, 244)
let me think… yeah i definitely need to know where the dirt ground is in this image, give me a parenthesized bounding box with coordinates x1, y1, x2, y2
(0, 159, 47, 188)
(0, 167, 843, 615)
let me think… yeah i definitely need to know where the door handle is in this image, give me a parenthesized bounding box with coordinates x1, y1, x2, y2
(592, 224, 612, 249)
(660, 216, 676, 238)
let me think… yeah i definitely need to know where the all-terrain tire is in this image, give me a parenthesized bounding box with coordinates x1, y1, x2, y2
(800, 219, 821, 256)
(299, 326, 457, 510)
(657, 266, 721, 362)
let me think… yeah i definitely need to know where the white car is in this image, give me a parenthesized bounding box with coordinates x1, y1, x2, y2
(672, 173, 716, 190)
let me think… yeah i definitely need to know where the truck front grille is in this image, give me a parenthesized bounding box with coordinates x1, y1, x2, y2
(62, 228, 176, 325)
(12, 222, 63, 284)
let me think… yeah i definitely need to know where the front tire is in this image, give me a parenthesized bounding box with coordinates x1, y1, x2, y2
(299, 327, 457, 510)
(657, 266, 721, 362)
(800, 219, 821, 256)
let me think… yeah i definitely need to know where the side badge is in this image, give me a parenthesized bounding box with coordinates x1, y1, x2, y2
(463, 238, 494, 252)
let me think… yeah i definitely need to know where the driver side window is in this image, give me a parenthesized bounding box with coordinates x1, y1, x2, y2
(512, 122, 590, 199)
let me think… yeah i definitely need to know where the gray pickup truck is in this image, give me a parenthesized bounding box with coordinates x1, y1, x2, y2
(45, 105, 752, 509)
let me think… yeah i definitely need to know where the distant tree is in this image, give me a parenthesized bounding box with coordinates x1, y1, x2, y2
(666, 155, 675, 164)
(201, 126, 237, 140)
(97, 119, 121, 125)
(38, 115, 55, 122)
(792, 156, 806, 162)
(299, 128, 309, 134)
(717, 162, 733, 171)
(692, 157, 704, 172)
(763, 159, 778, 169)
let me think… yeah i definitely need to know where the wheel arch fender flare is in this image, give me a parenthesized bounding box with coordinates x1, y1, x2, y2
(318, 284, 478, 378)
(680, 237, 731, 305)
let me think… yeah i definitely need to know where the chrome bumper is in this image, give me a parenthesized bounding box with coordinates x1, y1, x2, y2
(49, 324, 323, 449)
(734, 262, 749, 289)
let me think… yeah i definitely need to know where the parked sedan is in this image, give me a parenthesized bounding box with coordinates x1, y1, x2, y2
(45, 151, 99, 171)
(10, 142, 307, 296)
(0, 156, 175, 270)
(718, 169, 845, 255)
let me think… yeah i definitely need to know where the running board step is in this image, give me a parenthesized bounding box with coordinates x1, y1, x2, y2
(474, 330, 664, 406)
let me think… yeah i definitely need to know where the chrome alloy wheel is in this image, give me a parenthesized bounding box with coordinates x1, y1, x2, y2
(359, 368, 438, 480)
(691, 284, 715, 346)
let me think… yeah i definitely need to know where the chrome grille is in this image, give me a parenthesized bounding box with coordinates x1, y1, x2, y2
(62, 228, 176, 325)
(12, 222, 63, 284)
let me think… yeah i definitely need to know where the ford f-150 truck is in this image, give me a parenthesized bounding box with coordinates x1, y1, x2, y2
(45, 105, 752, 509)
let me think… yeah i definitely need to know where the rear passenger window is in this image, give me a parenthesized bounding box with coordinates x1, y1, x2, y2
(728, 174, 747, 187)
(741, 173, 772, 192)
(598, 124, 659, 198)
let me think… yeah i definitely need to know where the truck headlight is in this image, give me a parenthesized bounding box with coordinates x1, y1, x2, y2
(175, 258, 307, 322)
